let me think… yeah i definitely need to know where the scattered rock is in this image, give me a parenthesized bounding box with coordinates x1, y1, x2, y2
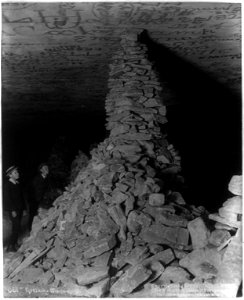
(157, 266, 191, 284)
(208, 229, 231, 247)
(187, 217, 210, 249)
(228, 175, 242, 196)
(149, 193, 165, 206)
(179, 247, 222, 280)
(110, 264, 152, 297)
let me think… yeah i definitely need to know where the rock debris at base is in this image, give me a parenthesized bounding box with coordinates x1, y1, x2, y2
(4, 32, 242, 298)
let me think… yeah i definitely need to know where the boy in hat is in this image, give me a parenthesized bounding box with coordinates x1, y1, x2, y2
(3, 166, 26, 252)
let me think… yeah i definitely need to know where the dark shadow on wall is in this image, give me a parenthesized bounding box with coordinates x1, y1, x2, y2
(139, 30, 242, 211)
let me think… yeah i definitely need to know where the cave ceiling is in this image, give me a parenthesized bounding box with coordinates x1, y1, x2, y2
(1, 2, 241, 122)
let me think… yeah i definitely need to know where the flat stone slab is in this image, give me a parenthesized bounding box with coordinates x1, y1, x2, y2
(110, 264, 152, 297)
(149, 193, 165, 206)
(209, 213, 241, 228)
(179, 247, 222, 280)
(187, 217, 210, 249)
(208, 229, 231, 247)
(157, 266, 191, 284)
(74, 266, 109, 286)
(140, 224, 189, 249)
(228, 175, 242, 196)
(222, 196, 242, 213)
(83, 235, 117, 258)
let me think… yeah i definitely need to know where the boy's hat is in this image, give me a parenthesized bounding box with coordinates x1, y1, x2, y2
(6, 165, 18, 176)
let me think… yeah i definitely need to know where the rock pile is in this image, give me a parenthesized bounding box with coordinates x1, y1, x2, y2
(4, 32, 242, 298)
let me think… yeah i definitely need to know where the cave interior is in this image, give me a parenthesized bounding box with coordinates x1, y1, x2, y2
(1, 2, 242, 212)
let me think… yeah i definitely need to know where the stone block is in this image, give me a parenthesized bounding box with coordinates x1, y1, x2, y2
(127, 210, 152, 234)
(173, 249, 188, 260)
(83, 235, 117, 259)
(157, 154, 170, 164)
(218, 207, 239, 222)
(143, 249, 175, 266)
(216, 227, 242, 291)
(148, 261, 165, 281)
(38, 270, 55, 285)
(208, 229, 231, 247)
(156, 211, 188, 227)
(125, 246, 150, 265)
(209, 213, 241, 228)
(179, 247, 222, 279)
(119, 132, 152, 141)
(140, 225, 189, 248)
(86, 277, 110, 297)
(222, 196, 242, 214)
(214, 222, 235, 231)
(111, 190, 128, 204)
(18, 267, 44, 284)
(149, 193, 165, 206)
(92, 250, 112, 267)
(75, 266, 109, 286)
(228, 175, 242, 195)
(114, 144, 141, 154)
(165, 227, 189, 246)
(158, 266, 191, 284)
(144, 98, 160, 107)
(140, 224, 169, 244)
(169, 191, 186, 205)
(149, 244, 164, 254)
(187, 217, 210, 249)
(110, 264, 152, 297)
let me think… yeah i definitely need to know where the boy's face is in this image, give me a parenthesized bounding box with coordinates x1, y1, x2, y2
(41, 165, 49, 176)
(10, 169, 19, 180)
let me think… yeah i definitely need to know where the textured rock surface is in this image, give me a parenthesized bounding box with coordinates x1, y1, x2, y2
(179, 247, 222, 280)
(228, 175, 242, 196)
(187, 217, 210, 249)
(110, 264, 152, 297)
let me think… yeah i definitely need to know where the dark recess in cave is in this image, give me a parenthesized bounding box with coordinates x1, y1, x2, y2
(2, 111, 107, 183)
(139, 30, 242, 211)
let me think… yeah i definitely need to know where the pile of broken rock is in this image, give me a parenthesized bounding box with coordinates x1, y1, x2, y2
(4, 32, 242, 298)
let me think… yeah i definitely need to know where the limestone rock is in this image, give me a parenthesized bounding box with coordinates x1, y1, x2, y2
(187, 217, 210, 249)
(179, 247, 222, 279)
(157, 266, 191, 284)
(83, 235, 117, 259)
(17, 267, 44, 284)
(110, 264, 152, 297)
(140, 224, 189, 249)
(143, 248, 175, 267)
(209, 213, 241, 228)
(215, 227, 242, 296)
(218, 207, 239, 223)
(208, 229, 231, 247)
(149, 193, 165, 206)
(156, 211, 188, 227)
(125, 246, 150, 265)
(149, 244, 164, 254)
(214, 221, 236, 231)
(169, 191, 186, 205)
(75, 266, 109, 286)
(228, 175, 242, 195)
(222, 196, 242, 214)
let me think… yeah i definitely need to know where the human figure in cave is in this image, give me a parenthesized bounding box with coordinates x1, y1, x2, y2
(3, 166, 27, 252)
(28, 163, 51, 230)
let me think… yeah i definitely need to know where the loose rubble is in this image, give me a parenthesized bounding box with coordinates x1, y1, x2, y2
(4, 32, 242, 298)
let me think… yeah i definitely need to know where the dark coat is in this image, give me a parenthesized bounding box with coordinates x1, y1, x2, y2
(3, 180, 26, 212)
(31, 174, 50, 206)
